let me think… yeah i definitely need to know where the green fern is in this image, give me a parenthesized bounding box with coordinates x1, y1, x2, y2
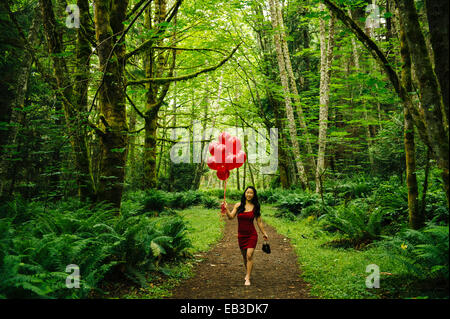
(202, 196, 218, 209)
(378, 224, 449, 280)
(319, 201, 385, 245)
(0, 195, 194, 298)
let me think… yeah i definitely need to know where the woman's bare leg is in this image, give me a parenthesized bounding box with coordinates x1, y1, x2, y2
(240, 249, 247, 273)
(245, 248, 255, 285)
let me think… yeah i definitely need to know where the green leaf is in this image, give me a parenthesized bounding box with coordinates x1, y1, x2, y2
(111, 148, 126, 153)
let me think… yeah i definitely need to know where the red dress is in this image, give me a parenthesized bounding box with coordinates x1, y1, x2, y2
(237, 209, 258, 249)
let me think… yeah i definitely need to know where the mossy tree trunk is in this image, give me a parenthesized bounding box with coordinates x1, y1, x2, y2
(395, 0, 449, 206)
(40, 0, 95, 202)
(269, 0, 309, 190)
(316, 4, 335, 194)
(93, 0, 130, 209)
(398, 7, 422, 229)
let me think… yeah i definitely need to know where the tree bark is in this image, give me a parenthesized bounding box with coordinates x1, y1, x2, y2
(425, 0, 449, 125)
(276, 2, 316, 175)
(395, 0, 449, 206)
(404, 107, 421, 229)
(39, 0, 95, 201)
(93, 0, 130, 209)
(269, 0, 309, 190)
(252, 2, 290, 188)
(397, 5, 422, 229)
(315, 4, 335, 193)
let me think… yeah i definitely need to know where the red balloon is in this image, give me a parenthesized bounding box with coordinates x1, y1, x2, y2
(235, 150, 246, 168)
(207, 156, 218, 170)
(216, 169, 230, 181)
(208, 141, 219, 156)
(218, 131, 231, 145)
(214, 144, 226, 164)
(226, 136, 242, 155)
(206, 133, 246, 179)
(225, 153, 237, 170)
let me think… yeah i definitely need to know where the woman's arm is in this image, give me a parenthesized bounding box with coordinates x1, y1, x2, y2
(256, 216, 269, 240)
(223, 201, 240, 219)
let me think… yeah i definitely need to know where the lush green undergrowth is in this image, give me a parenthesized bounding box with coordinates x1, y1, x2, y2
(262, 204, 448, 299)
(260, 168, 448, 299)
(0, 190, 223, 299)
(120, 206, 224, 299)
(1, 171, 447, 299)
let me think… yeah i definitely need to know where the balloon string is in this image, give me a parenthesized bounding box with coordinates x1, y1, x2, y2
(224, 179, 227, 202)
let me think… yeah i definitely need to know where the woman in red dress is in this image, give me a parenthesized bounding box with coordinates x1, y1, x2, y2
(222, 186, 268, 286)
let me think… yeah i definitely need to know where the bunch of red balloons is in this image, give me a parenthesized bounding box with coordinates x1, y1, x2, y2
(207, 131, 247, 180)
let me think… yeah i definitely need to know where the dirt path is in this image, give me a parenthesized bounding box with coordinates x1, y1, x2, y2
(168, 207, 315, 299)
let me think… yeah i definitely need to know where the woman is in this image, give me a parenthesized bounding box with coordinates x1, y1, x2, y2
(222, 186, 269, 286)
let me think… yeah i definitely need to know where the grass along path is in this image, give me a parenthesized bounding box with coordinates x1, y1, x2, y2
(262, 204, 438, 299)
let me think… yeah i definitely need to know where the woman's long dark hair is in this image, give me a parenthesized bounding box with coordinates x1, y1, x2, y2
(236, 186, 261, 218)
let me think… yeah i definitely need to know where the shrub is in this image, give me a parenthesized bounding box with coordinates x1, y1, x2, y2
(201, 188, 243, 202)
(371, 176, 409, 226)
(141, 189, 169, 213)
(202, 196, 218, 209)
(276, 192, 332, 217)
(324, 175, 379, 202)
(318, 201, 385, 248)
(274, 209, 297, 221)
(377, 223, 449, 281)
(0, 197, 193, 298)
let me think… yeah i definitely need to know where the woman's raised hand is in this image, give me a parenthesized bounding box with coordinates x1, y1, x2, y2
(221, 201, 228, 214)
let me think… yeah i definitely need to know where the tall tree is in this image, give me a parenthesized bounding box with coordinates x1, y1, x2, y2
(0, 4, 41, 197)
(251, 1, 291, 188)
(425, 0, 449, 126)
(92, 0, 130, 209)
(322, 0, 449, 205)
(315, 4, 335, 193)
(39, 0, 95, 201)
(399, 14, 422, 229)
(276, 1, 316, 176)
(268, 0, 309, 190)
(125, 0, 239, 189)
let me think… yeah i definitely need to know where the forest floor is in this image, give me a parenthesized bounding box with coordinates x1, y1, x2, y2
(167, 204, 315, 299)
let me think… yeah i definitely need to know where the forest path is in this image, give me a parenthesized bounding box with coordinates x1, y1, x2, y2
(167, 205, 315, 299)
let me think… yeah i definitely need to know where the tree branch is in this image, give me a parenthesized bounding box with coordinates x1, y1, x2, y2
(125, 92, 146, 119)
(124, 0, 183, 60)
(127, 42, 241, 86)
